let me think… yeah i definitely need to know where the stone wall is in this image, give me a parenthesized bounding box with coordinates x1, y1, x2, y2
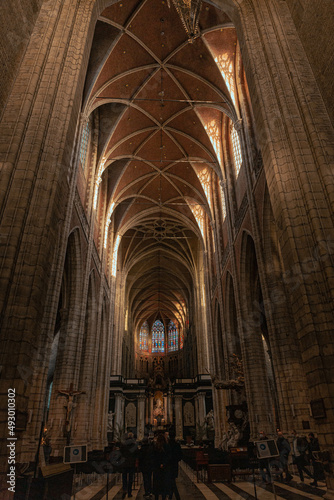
(0, 0, 43, 116)
(286, 0, 334, 125)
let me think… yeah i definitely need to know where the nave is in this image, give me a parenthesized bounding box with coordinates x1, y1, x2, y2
(1, 0, 334, 498)
(72, 463, 327, 500)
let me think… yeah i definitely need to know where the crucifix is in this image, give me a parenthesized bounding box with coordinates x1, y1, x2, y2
(57, 383, 85, 434)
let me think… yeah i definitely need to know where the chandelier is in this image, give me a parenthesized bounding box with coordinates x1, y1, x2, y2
(168, 0, 202, 42)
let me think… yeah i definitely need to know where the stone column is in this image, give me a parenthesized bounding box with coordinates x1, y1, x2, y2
(145, 395, 149, 426)
(167, 389, 173, 424)
(164, 395, 168, 424)
(197, 392, 207, 440)
(150, 395, 154, 426)
(137, 395, 146, 441)
(212, 388, 221, 448)
(213, 388, 229, 448)
(174, 396, 183, 441)
(114, 394, 125, 439)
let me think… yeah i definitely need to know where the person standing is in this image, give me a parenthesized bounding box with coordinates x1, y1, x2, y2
(291, 429, 313, 482)
(167, 430, 183, 500)
(308, 432, 322, 487)
(138, 435, 154, 499)
(277, 431, 292, 482)
(152, 434, 170, 500)
(120, 432, 138, 499)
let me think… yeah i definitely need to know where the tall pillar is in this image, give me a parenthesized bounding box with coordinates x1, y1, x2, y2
(175, 396, 183, 441)
(197, 392, 207, 440)
(137, 395, 146, 441)
(167, 388, 172, 424)
(164, 395, 168, 424)
(114, 394, 125, 439)
(150, 395, 154, 426)
(145, 395, 149, 426)
(212, 388, 221, 448)
(213, 388, 229, 448)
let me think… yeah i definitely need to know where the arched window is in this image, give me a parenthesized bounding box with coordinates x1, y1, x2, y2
(152, 320, 165, 353)
(231, 126, 242, 176)
(47, 381, 53, 411)
(168, 320, 178, 352)
(219, 181, 227, 220)
(79, 121, 90, 171)
(139, 321, 149, 351)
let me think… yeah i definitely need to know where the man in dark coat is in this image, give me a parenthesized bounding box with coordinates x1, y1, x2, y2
(120, 432, 138, 499)
(277, 431, 292, 482)
(291, 429, 313, 482)
(152, 434, 171, 500)
(138, 435, 154, 499)
(167, 430, 183, 500)
(308, 432, 323, 487)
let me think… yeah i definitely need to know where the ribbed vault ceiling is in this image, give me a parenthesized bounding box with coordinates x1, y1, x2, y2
(84, 0, 238, 332)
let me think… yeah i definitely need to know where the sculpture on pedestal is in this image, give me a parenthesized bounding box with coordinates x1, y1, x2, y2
(107, 411, 115, 432)
(205, 409, 214, 430)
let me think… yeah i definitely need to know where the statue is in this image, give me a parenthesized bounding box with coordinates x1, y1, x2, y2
(153, 398, 164, 417)
(57, 383, 85, 432)
(107, 411, 115, 432)
(226, 422, 241, 448)
(205, 409, 214, 430)
(219, 431, 229, 451)
(206, 355, 245, 392)
(153, 396, 165, 426)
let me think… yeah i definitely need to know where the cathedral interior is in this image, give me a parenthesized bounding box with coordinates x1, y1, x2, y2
(0, 0, 333, 499)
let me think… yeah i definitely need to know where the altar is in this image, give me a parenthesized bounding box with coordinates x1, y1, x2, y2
(108, 362, 213, 442)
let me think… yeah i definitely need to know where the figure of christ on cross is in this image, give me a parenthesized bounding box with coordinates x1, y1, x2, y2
(57, 383, 85, 433)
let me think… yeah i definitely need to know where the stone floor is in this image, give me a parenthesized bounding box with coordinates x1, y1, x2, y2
(72, 463, 327, 500)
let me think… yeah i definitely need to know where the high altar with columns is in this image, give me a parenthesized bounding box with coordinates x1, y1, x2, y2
(107, 368, 214, 443)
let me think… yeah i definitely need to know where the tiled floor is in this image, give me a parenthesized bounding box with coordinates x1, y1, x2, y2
(72, 463, 327, 500)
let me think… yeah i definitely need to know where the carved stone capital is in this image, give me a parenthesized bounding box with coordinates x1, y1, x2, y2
(79, 111, 89, 127)
(233, 119, 243, 132)
(219, 179, 227, 190)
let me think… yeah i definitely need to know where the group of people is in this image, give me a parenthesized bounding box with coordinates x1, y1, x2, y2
(110, 430, 182, 500)
(258, 429, 323, 486)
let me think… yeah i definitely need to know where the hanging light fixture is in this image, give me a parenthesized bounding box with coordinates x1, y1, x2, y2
(168, 0, 202, 42)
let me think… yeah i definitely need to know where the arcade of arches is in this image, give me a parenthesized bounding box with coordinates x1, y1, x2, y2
(0, 0, 334, 498)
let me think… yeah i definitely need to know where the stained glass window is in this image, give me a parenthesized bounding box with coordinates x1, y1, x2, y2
(47, 381, 53, 411)
(214, 53, 236, 105)
(190, 204, 205, 238)
(152, 320, 165, 353)
(80, 121, 90, 170)
(196, 167, 211, 207)
(231, 126, 242, 176)
(219, 181, 227, 220)
(180, 332, 184, 350)
(139, 321, 149, 351)
(168, 321, 178, 352)
(204, 119, 222, 165)
(111, 234, 121, 277)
